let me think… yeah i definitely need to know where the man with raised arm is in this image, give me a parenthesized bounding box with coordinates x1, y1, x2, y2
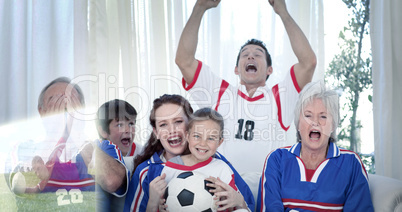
(175, 0, 316, 174)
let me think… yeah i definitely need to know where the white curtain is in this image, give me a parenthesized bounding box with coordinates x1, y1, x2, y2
(0, 0, 324, 144)
(0, 0, 76, 122)
(371, 0, 402, 181)
(86, 0, 325, 143)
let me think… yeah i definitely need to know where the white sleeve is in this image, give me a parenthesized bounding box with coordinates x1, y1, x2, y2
(276, 66, 301, 128)
(182, 61, 226, 109)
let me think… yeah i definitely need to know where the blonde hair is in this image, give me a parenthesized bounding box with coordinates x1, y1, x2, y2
(294, 81, 339, 143)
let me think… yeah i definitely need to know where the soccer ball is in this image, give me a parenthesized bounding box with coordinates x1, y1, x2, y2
(164, 171, 217, 212)
(11, 172, 26, 195)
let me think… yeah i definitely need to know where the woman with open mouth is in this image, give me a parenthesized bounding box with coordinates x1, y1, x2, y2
(257, 82, 374, 212)
(124, 94, 255, 212)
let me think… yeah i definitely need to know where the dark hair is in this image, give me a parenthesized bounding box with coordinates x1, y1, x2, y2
(187, 107, 224, 139)
(133, 94, 193, 171)
(236, 39, 272, 81)
(38, 77, 85, 110)
(96, 99, 137, 139)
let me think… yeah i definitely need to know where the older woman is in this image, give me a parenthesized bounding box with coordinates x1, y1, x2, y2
(257, 82, 374, 211)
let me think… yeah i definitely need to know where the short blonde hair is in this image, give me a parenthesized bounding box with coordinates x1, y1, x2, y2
(294, 81, 339, 143)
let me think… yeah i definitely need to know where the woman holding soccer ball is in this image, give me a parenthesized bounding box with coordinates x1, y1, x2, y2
(160, 107, 250, 211)
(124, 94, 254, 212)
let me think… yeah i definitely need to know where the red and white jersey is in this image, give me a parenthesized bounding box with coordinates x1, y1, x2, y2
(125, 143, 142, 157)
(124, 143, 143, 174)
(182, 61, 301, 174)
(159, 157, 236, 190)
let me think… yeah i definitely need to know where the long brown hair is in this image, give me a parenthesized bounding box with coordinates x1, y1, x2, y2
(133, 94, 193, 171)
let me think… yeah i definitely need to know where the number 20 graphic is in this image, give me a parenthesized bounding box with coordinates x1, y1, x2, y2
(56, 189, 83, 206)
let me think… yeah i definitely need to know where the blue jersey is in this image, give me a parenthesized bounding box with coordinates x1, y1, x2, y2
(95, 139, 130, 212)
(257, 142, 374, 212)
(123, 152, 163, 212)
(124, 151, 255, 212)
(39, 152, 95, 192)
(215, 152, 255, 211)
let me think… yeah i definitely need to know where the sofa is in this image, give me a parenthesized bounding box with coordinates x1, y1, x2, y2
(368, 174, 402, 212)
(241, 172, 402, 211)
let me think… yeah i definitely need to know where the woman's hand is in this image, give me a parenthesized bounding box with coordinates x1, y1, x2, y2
(206, 176, 224, 193)
(146, 173, 167, 212)
(158, 198, 169, 212)
(206, 177, 249, 211)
